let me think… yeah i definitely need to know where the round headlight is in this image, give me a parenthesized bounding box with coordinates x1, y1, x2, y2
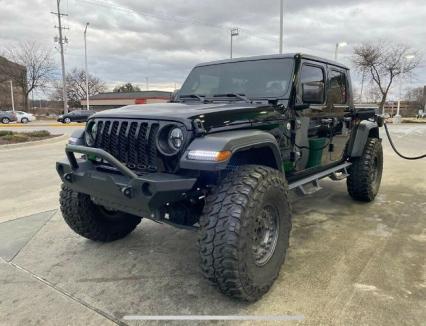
(168, 127, 184, 150)
(85, 121, 97, 146)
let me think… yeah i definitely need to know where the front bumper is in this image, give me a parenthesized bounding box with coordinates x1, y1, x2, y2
(56, 145, 197, 217)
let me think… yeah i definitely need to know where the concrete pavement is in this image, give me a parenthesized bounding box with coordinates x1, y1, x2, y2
(0, 124, 425, 325)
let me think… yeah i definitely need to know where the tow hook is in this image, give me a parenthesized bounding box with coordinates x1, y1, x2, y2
(122, 186, 133, 198)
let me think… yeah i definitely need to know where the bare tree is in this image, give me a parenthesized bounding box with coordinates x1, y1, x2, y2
(113, 83, 141, 93)
(0, 41, 56, 110)
(352, 41, 421, 109)
(51, 68, 106, 108)
(405, 86, 425, 110)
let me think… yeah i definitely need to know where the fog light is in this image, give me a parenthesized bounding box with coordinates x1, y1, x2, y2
(187, 150, 231, 162)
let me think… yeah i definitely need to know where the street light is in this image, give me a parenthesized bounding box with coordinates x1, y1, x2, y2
(9, 80, 15, 112)
(394, 54, 415, 124)
(84, 22, 90, 110)
(334, 42, 347, 61)
(230, 28, 239, 59)
(279, 0, 284, 54)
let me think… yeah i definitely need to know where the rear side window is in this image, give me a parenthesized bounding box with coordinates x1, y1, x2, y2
(299, 64, 325, 104)
(328, 70, 347, 104)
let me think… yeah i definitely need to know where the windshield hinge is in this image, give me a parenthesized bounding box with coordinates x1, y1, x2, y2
(192, 119, 207, 137)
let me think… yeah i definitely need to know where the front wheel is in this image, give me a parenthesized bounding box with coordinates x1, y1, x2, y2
(347, 137, 383, 202)
(21, 117, 29, 123)
(63, 117, 71, 124)
(59, 185, 142, 242)
(199, 165, 292, 301)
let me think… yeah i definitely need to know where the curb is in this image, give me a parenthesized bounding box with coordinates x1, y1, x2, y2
(0, 123, 83, 127)
(0, 134, 68, 150)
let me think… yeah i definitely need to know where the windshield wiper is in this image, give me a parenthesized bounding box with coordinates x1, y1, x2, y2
(179, 94, 206, 102)
(211, 93, 251, 103)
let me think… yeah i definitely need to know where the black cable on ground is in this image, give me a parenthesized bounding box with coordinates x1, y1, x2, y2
(383, 123, 426, 160)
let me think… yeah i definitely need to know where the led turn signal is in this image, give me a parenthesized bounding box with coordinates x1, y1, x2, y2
(187, 150, 232, 162)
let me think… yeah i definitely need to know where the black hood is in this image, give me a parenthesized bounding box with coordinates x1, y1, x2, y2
(92, 102, 282, 131)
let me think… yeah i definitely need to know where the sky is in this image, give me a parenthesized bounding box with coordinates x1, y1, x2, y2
(0, 0, 425, 99)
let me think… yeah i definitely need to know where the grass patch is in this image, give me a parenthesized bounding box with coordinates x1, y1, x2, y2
(0, 130, 57, 145)
(0, 130, 13, 137)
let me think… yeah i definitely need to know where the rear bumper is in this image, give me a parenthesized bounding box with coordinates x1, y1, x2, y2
(56, 145, 197, 217)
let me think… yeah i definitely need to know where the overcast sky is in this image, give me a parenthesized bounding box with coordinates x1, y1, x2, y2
(1, 0, 425, 98)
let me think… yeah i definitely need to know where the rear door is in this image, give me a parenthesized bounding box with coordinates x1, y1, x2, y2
(297, 61, 335, 170)
(326, 67, 352, 161)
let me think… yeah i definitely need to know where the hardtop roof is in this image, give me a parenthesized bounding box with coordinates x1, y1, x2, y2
(195, 53, 349, 70)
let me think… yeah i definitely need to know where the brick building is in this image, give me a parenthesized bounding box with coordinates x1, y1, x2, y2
(81, 91, 172, 110)
(0, 56, 26, 110)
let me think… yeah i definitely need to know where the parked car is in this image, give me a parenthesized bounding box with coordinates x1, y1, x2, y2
(0, 111, 17, 124)
(6, 111, 35, 123)
(57, 110, 96, 123)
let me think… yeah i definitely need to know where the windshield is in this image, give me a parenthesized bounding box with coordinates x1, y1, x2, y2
(180, 58, 294, 99)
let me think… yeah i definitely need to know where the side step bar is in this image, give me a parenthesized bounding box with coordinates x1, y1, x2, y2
(288, 162, 351, 195)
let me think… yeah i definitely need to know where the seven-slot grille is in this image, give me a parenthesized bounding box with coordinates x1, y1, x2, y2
(93, 119, 161, 173)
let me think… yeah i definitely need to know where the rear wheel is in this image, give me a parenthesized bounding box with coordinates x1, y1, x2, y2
(59, 184, 142, 242)
(1, 117, 10, 124)
(199, 165, 292, 301)
(347, 138, 383, 202)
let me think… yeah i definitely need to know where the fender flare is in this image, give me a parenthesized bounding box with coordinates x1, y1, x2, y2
(68, 129, 85, 145)
(179, 130, 282, 171)
(349, 120, 379, 157)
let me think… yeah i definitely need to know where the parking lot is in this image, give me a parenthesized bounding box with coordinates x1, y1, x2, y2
(0, 123, 425, 325)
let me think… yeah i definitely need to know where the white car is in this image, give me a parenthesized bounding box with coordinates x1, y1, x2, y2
(7, 111, 36, 123)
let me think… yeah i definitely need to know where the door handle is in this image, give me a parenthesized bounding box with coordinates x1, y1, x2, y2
(321, 118, 333, 125)
(333, 104, 350, 111)
(310, 105, 325, 111)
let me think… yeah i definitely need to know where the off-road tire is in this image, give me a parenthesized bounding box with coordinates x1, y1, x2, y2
(347, 137, 383, 202)
(199, 165, 292, 301)
(59, 184, 142, 242)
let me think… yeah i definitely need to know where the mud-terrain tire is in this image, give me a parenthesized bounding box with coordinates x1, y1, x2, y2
(199, 165, 292, 301)
(347, 137, 383, 202)
(59, 184, 142, 242)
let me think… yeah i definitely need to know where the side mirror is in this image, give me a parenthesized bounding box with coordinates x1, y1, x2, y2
(294, 104, 310, 111)
(302, 82, 324, 104)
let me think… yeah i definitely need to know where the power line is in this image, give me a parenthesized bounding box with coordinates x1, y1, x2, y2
(51, 0, 69, 114)
(75, 0, 275, 44)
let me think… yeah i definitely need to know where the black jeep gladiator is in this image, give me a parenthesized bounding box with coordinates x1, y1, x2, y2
(57, 53, 384, 301)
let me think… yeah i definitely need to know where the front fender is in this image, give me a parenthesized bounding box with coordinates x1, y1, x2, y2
(179, 130, 282, 171)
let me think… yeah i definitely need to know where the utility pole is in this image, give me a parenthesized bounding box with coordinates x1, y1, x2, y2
(9, 80, 15, 112)
(279, 0, 284, 54)
(52, 0, 69, 114)
(230, 28, 239, 59)
(359, 69, 366, 104)
(84, 22, 90, 110)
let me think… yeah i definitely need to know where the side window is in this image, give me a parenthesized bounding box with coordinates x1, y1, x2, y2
(300, 64, 325, 104)
(328, 70, 347, 104)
